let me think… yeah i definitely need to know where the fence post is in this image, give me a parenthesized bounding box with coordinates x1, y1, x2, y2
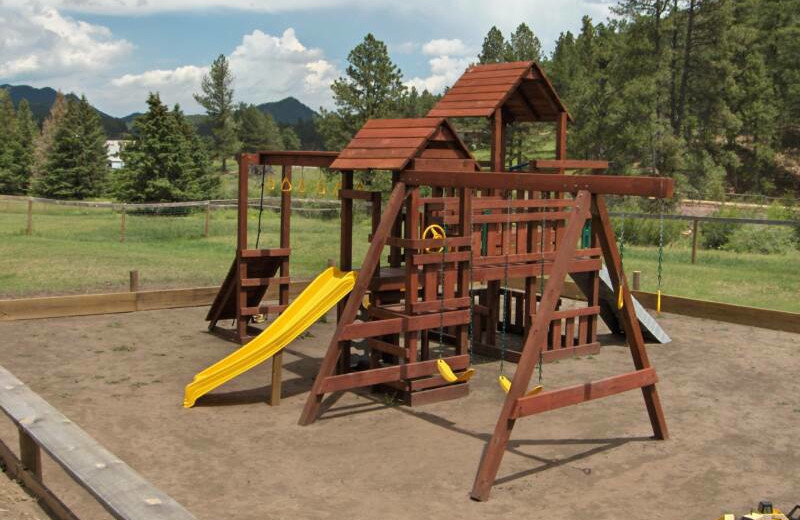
(129, 270, 139, 292)
(204, 201, 210, 237)
(26, 198, 33, 236)
(120, 204, 126, 243)
(691, 218, 699, 264)
(632, 270, 641, 291)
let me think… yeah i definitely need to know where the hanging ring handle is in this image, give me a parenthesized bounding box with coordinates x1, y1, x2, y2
(422, 224, 446, 253)
(280, 178, 292, 192)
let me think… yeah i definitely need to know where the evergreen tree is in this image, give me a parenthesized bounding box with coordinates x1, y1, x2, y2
(479, 26, 507, 63)
(235, 104, 283, 152)
(507, 23, 543, 62)
(33, 96, 108, 199)
(399, 86, 440, 117)
(316, 33, 407, 150)
(33, 91, 68, 182)
(194, 54, 240, 171)
(113, 93, 219, 202)
(280, 126, 301, 150)
(15, 99, 37, 192)
(0, 90, 25, 194)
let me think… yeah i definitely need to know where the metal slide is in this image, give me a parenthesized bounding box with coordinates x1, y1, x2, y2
(183, 267, 357, 408)
(571, 266, 671, 344)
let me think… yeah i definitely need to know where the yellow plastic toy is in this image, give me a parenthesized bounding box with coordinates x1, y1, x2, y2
(498, 375, 544, 397)
(436, 359, 475, 383)
(422, 224, 446, 253)
(183, 267, 356, 408)
(617, 285, 624, 309)
(280, 178, 292, 192)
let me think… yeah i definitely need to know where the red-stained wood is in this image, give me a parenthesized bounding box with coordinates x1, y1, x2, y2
(299, 182, 408, 425)
(257, 150, 338, 168)
(511, 368, 658, 418)
(338, 148, 419, 159)
(592, 195, 668, 440)
(533, 159, 609, 170)
(355, 127, 437, 139)
(362, 118, 443, 128)
(400, 170, 674, 198)
(470, 190, 591, 502)
(320, 355, 469, 393)
(331, 158, 408, 170)
(339, 309, 470, 341)
(346, 137, 427, 149)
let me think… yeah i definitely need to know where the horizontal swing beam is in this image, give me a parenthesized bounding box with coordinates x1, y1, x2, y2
(399, 171, 674, 198)
(319, 355, 470, 393)
(339, 309, 471, 341)
(256, 150, 339, 168)
(511, 368, 658, 418)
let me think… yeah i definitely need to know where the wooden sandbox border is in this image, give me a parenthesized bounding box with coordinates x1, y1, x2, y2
(0, 281, 797, 334)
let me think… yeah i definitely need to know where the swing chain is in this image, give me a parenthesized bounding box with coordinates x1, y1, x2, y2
(657, 211, 664, 291)
(499, 190, 513, 374)
(255, 164, 268, 249)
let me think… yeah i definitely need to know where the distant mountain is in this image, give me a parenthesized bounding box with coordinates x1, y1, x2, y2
(257, 97, 316, 124)
(2, 84, 128, 139)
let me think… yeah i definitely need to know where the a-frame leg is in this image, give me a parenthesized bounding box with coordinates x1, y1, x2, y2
(298, 182, 408, 426)
(591, 195, 668, 440)
(470, 190, 591, 501)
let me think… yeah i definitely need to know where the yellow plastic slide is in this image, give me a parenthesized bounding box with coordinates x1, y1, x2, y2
(183, 267, 357, 408)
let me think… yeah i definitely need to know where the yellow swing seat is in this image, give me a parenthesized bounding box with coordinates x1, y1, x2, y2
(436, 359, 475, 384)
(498, 375, 543, 397)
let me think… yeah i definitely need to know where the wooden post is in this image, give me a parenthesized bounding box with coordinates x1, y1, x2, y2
(25, 198, 33, 236)
(204, 201, 211, 238)
(120, 204, 126, 243)
(691, 218, 699, 264)
(270, 351, 283, 406)
(337, 170, 354, 374)
(235, 154, 253, 341)
(299, 182, 407, 426)
(470, 191, 591, 501)
(129, 270, 139, 292)
(18, 428, 42, 479)
(632, 270, 641, 291)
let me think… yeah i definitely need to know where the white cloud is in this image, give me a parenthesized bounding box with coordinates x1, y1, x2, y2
(0, 5, 132, 79)
(105, 28, 338, 113)
(422, 38, 469, 57)
(405, 38, 473, 94)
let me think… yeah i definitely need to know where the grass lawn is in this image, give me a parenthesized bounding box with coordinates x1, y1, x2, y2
(0, 199, 797, 312)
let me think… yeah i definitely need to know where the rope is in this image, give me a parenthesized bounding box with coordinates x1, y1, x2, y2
(499, 190, 513, 375)
(657, 209, 664, 313)
(255, 165, 267, 249)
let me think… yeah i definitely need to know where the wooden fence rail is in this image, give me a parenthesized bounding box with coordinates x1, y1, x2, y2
(0, 364, 197, 520)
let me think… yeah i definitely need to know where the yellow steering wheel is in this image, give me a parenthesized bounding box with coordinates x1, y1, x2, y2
(422, 224, 446, 253)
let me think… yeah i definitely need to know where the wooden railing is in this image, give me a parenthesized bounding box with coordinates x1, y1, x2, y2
(0, 364, 197, 520)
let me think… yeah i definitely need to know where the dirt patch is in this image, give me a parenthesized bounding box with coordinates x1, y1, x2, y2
(0, 307, 797, 519)
(0, 470, 49, 520)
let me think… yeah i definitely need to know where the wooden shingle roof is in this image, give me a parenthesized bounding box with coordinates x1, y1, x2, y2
(427, 61, 571, 122)
(330, 118, 474, 171)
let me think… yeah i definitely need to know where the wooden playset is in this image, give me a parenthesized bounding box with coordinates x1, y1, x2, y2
(197, 61, 674, 501)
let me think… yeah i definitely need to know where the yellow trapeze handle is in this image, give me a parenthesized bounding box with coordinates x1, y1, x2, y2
(617, 285, 624, 309)
(498, 375, 543, 397)
(422, 224, 446, 253)
(657, 289, 662, 313)
(316, 179, 327, 196)
(436, 359, 475, 383)
(268, 177, 276, 190)
(280, 178, 292, 192)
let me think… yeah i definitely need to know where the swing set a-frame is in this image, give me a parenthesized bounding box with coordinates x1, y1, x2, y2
(200, 61, 673, 501)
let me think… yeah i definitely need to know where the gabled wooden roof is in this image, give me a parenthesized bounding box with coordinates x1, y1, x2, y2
(330, 118, 475, 171)
(427, 61, 572, 122)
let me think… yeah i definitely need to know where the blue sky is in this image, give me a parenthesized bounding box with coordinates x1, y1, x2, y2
(0, 1, 614, 116)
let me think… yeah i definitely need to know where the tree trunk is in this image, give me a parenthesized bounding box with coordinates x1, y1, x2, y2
(676, 0, 696, 138)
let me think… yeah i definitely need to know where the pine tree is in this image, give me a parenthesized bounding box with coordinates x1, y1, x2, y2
(194, 54, 240, 171)
(235, 104, 283, 152)
(281, 126, 301, 150)
(479, 26, 507, 63)
(34, 96, 108, 199)
(33, 91, 68, 183)
(317, 33, 407, 150)
(0, 89, 25, 194)
(113, 93, 218, 202)
(507, 23, 543, 62)
(15, 99, 38, 193)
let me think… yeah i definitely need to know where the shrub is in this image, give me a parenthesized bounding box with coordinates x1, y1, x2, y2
(700, 205, 751, 249)
(723, 224, 797, 254)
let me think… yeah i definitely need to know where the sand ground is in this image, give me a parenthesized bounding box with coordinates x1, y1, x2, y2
(0, 306, 798, 519)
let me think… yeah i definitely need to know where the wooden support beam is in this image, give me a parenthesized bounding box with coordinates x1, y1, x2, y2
(512, 368, 657, 418)
(400, 170, 674, 198)
(340, 309, 470, 341)
(532, 159, 609, 170)
(592, 195, 668, 440)
(470, 190, 591, 502)
(299, 182, 408, 426)
(257, 150, 339, 168)
(320, 355, 470, 393)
